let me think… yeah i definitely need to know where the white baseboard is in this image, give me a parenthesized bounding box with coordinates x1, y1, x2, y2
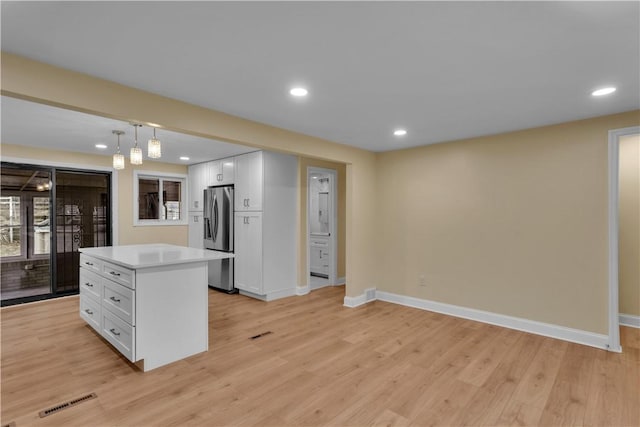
(335, 276, 346, 285)
(343, 287, 376, 308)
(620, 313, 640, 328)
(296, 285, 310, 296)
(374, 291, 610, 351)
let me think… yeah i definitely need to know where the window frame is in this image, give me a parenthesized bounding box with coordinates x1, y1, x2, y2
(133, 170, 188, 226)
(0, 192, 27, 261)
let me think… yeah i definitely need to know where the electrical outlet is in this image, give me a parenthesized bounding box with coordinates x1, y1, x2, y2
(419, 275, 426, 287)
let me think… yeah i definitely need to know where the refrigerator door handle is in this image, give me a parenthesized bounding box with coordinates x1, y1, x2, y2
(203, 189, 211, 241)
(203, 189, 210, 219)
(225, 186, 234, 252)
(213, 193, 219, 243)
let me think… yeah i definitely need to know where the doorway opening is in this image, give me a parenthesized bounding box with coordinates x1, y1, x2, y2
(307, 167, 337, 290)
(608, 126, 640, 351)
(0, 162, 112, 306)
(617, 132, 640, 334)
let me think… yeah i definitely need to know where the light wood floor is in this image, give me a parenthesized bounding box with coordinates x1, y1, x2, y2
(1, 286, 639, 427)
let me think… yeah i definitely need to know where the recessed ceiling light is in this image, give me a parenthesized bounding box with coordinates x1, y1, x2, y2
(290, 87, 308, 97)
(591, 87, 616, 97)
(393, 129, 407, 136)
(180, 156, 190, 161)
(95, 144, 108, 149)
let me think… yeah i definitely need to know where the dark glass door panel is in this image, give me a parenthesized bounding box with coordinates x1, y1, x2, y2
(55, 171, 110, 293)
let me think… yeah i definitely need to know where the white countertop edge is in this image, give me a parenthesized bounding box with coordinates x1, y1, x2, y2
(80, 244, 234, 270)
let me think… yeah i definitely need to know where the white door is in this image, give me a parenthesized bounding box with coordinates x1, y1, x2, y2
(234, 212, 263, 293)
(235, 151, 263, 211)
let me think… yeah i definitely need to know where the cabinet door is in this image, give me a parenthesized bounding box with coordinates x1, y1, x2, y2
(188, 212, 204, 249)
(320, 249, 330, 275)
(219, 158, 235, 185)
(234, 212, 263, 294)
(208, 160, 222, 184)
(234, 151, 263, 211)
(188, 163, 205, 211)
(203, 161, 217, 187)
(310, 246, 322, 274)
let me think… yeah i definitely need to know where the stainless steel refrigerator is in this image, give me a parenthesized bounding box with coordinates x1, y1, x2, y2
(203, 185, 235, 292)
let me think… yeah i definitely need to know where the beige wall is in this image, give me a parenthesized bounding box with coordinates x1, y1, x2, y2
(1, 52, 378, 298)
(375, 111, 640, 334)
(1, 143, 188, 246)
(619, 134, 640, 316)
(298, 157, 347, 285)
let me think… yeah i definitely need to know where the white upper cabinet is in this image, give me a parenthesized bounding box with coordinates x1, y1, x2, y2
(209, 158, 235, 186)
(202, 161, 216, 188)
(234, 151, 263, 211)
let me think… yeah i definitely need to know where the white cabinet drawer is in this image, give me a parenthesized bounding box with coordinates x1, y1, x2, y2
(80, 254, 103, 274)
(103, 280, 135, 325)
(80, 295, 101, 333)
(102, 261, 134, 289)
(310, 239, 329, 247)
(79, 269, 102, 302)
(102, 309, 135, 362)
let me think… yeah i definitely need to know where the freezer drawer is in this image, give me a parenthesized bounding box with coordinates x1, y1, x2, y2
(208, 257, 234, 292)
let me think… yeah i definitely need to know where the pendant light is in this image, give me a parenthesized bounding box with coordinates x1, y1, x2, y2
(112, 130, 125, 170)
(148, 127, 162, 159)
(130, 124, 143, 165)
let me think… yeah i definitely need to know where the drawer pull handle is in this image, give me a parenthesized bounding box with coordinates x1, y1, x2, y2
(85, 262, 94, 266)
(85, 282, 93, 287)
(85, 309, 93, 315)
(110, 296, 121, 303)
(109, 271, 121, 277)
(109, 328, 120, 336)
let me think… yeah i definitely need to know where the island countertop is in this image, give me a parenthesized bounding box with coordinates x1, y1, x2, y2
(80, 243, 234, 269)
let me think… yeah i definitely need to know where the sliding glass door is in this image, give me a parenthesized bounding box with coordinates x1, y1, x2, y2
(0, 163, 111, 306)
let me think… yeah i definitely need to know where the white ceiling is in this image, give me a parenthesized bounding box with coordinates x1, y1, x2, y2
(1, 1, 639, 156)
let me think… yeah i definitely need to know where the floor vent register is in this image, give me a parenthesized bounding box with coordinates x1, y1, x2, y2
(250, 331, 273, 340)
(38, 392, 97, 418)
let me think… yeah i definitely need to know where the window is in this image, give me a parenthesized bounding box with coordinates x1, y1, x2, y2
(134, 171, 187, 225)
(0, 196, 22, 257)
(0, 194, 51, 261)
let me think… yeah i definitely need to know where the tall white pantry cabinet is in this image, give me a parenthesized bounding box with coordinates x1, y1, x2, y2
(187, 150, 298, 301)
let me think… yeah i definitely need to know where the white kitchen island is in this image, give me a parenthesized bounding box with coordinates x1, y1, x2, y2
(79, 244, 233, 372)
